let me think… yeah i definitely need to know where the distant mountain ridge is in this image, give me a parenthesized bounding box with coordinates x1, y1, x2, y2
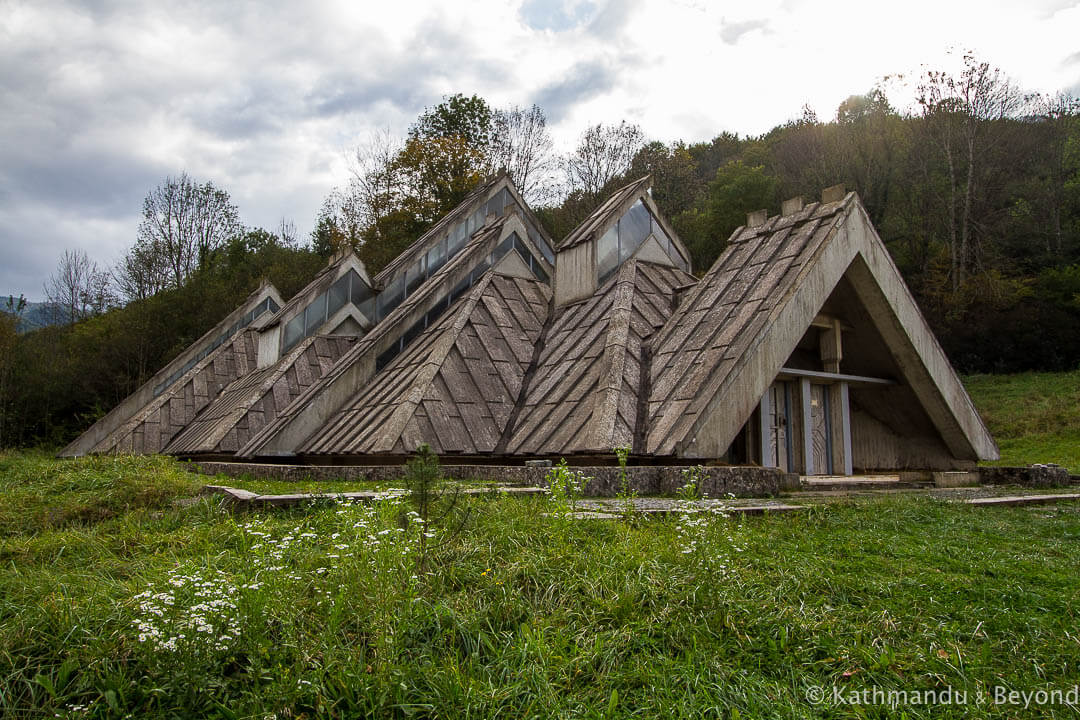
(1, 298, 66, 334)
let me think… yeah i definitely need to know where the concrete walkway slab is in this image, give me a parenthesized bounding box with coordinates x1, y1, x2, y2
(964, 493, 1080, 507)
(201, 483, 548, 509)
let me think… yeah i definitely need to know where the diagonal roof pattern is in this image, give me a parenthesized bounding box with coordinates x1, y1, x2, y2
(92, 329, 261, 454)
(506, 258, 693, 455)
(558, 176, 652, 251)
(237, 216, 520, 457)
(164, 335, 356, 455)
(301, 273, 550, 456)
(646, 196, 850, 455)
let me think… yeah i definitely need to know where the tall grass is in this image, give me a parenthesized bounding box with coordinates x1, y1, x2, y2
(1, 450, 1078, 717)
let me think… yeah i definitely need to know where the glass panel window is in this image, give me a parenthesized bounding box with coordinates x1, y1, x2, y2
(448, 275, 471, 305)
(470, 257, 490, 283)
(619, 200, 651, 261)
(448, 220, 467, 254)
(402, 319, 424, 346)
(328, 273, 349, 318)
(426, 237, 447, 276)
(485, 187, 508, 218)
(283, 313, 305, 351)
(305, 293, 328, 335)
(529, 224, 555, 265)
(405, 259, 425, 296)
(597, 224, 618, 284)
(350, 274, 374, 319)
(495, 232, 515, 260)
(377, 277, 405, 321)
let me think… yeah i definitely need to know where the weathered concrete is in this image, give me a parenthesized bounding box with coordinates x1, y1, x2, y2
(201, 483, 547, 509)
(978, 465, 1072, 487)
(933, 471, 979, 488)
(554, 241, 594, 307)
(188, 461, 798, 498)
(798, 474, 930, 492)
(558, 504, 807, 520)
(239, 215, 541, 459)
(675, 198, 998, 467)
(965, 493, 1080, 507)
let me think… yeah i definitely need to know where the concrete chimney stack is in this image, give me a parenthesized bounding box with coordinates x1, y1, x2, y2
(781, 196, 805, 216)
(821, 184, 846, 204)
(746, 209, 768, 228)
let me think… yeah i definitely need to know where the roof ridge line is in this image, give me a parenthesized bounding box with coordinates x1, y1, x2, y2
(236, 221, 508, 457)
(583, 260, 640, 452)
(182, 335, 325, 453)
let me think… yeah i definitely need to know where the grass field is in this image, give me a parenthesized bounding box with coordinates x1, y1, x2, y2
(965, 370, 1080, 473)
(0, 371, 1078, 718)
(1, 451, 1079, 718)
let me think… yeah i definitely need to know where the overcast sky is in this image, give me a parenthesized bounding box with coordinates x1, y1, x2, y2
(2, 0, 1078, 300)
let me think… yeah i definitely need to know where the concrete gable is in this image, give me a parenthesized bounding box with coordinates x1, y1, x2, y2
(665, 197, 997, 464)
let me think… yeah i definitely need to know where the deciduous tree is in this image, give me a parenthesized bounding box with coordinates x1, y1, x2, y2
(490, 104, 557, 204)
(132, 173, 242, 290)
(44, 249, 114, 324)
(564, 121, 645, 201)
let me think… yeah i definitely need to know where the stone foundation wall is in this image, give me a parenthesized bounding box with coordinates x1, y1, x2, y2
(186, 461, 800, 498)
(978, 465, 1073, 487)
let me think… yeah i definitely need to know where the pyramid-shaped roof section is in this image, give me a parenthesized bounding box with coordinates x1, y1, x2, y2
(506, 257, 693, 456)
(88, 329, 263, 455)
(164, 335, 357, 455)
(237, 208, 554, 458)
(645, 190, 998, 462)
(557, 176, 690, 270)
(59, 280, 283, 457)
(299, 272, 550, 456)
(257, 249, 370, 331)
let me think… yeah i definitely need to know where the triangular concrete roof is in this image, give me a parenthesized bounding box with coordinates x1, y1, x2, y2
(299, 272, 550, 456)
(164, 335, 357, 455)
(59, 281, 283, 457)
(646, 192, 998, 461)
(506, 258, 693, 455)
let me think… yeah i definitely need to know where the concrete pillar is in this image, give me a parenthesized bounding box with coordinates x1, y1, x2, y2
(800, 378, 814, 475)
(759, 392, 772, 466)
(840, 381, 853, 475)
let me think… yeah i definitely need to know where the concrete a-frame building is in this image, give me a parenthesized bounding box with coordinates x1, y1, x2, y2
(63, 176, 998, 474)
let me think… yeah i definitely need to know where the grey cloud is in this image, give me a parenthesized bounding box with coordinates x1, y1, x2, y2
(304, 16, 509, 121)
(533, 58, 618, 122)
(0, 0, 614, 299)
(0, 146, 164, 216)
(720, 18, 769, 44)
(306, 73, 437, 119)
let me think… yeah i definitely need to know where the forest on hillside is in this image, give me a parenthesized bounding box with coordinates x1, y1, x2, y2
(1, 54, 1078, 447)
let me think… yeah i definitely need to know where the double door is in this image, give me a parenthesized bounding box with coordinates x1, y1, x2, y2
(762, 380, 836, 475)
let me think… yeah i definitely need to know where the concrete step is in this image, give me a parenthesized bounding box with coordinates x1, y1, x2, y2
(796, 474, 932, 493)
